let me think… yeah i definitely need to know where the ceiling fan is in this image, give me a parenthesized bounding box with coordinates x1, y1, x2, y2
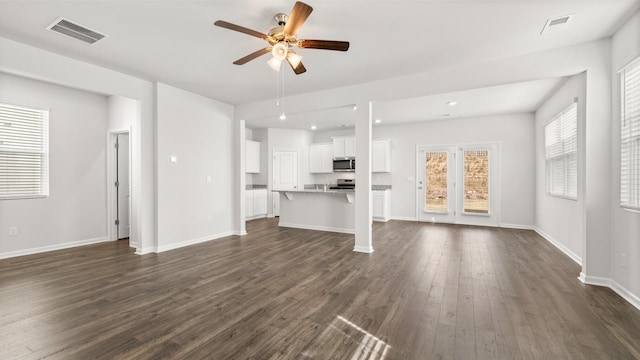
(214, 1, 350, 75)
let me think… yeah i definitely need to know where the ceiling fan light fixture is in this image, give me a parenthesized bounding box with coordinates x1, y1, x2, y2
(271, 42, 288, 61)
(287, 52, 303, 68)
(268, 57, 283, 72)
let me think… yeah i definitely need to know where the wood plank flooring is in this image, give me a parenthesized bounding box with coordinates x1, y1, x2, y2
(1, 219, 640, 359)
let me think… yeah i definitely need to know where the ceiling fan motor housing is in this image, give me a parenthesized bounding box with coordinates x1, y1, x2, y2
(274, 13, 288, 26)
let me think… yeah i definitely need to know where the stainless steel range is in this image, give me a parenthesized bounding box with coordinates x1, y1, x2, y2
(329, 178, 355, 190)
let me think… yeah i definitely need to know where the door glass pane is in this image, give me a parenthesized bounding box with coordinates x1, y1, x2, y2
(463, 150, 489, 214)
(425, 151, 448, 212)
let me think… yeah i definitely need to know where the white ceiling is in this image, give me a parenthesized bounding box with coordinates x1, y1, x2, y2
(247, 77, 564, 130)
(0, 0, 636, 127)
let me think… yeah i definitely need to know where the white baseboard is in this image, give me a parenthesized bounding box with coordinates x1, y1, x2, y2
(500, 223, 535, 230)
(246, 214, 267, 221)
(390, 216, 418, 222)
(579, 274, 640, 312)
(534, 227, 582, 266)
(155, 231, 235, 253)
(579, 273, 610, 286)
(235, 230, 248, 236)
(0, 236, 110, 259)
(278, 222, 355, 234)
(610, 280, 640, 311)
(353, 245, 374, 253)
(135, 247, 155, 255)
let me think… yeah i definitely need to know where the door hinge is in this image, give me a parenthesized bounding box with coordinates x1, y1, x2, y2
(115, 181, 119, 188)
(115, 219, 120, 226)
(115, 142, 119, 149)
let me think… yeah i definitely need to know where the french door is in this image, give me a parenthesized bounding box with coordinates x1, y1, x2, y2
(417, 144, 499, 226)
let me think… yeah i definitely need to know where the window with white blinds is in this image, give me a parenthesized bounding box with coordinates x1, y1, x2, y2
(0, 103, 49, 199)
(544, 102, 578, 199)
(620, 56, 640, 209)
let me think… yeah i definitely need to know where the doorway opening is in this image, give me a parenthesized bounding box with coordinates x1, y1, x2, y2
(108, 131, 132, 246)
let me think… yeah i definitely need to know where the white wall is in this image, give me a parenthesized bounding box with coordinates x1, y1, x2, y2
(155, 83, 235, 250)
(535, 73, 586, 263)
(610, 9, 640, 305)
(0, 72, 109, 257)
(107, 96, 137, 131)
(0, 36, 155, 254)
(314, 114, 536, 226)
(266, 128, 314, 216)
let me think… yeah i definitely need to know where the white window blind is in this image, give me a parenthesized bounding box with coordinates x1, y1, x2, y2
(545, 102, 577, 199)
(621, 56, 640, 209)
(0, 103, 49, 199)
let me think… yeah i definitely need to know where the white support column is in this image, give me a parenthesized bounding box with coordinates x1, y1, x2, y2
(236, 120, 247, 235)
(354, 101, 373, 253)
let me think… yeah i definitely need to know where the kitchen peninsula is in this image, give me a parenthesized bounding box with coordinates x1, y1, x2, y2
(277, 181, 391, 234)
(277, 188, 356, 234)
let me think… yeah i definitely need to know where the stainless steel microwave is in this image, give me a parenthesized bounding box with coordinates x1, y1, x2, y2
(333, 158, 355, 172)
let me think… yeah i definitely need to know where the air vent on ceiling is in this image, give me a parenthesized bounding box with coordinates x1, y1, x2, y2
(540, 14, 574, 35)
(47, 17, 107, 44)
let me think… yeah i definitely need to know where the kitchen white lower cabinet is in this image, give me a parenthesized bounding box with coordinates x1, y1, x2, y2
(246, 189, 268, 219)
(372, 190, 391, 222)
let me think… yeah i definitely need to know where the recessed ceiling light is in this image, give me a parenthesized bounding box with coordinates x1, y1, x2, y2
(352, 104, 357, 110)
(374, 119, 382, 124)
(279, 113, 286, 120)
(310, 125, 317, 130)
(447, 101, 457, 106)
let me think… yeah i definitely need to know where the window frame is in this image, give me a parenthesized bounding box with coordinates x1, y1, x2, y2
(620, 55, 640, 211)
(544, 101, 578, 200)
(0, 102, 50, 200)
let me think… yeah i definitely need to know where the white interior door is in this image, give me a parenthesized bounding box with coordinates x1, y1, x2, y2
(273, 150, 298, 191)
(417, 144, 499, 226)
(116, 134, 130, 239)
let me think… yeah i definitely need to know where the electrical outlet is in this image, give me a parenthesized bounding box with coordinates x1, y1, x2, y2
(621, 253, 627, 268)
(9, 226, 18, 236)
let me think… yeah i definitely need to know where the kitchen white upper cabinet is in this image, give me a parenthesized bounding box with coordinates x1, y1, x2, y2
(245, 140, 261, 173)
(309, 143, 333, 173)
(372, 139, 391, 173)
(333, 136, 356, 158)
(372, 190, 391, 222)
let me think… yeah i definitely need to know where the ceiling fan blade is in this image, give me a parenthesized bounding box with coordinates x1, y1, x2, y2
(233, 48, 271, 65)
(287, 58, 307, 75)
(298, 39, 349, 51)
(214, 20, 268, 40)
(284, 1, 313, 36)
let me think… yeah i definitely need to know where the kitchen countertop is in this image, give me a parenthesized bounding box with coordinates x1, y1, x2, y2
(274, 189, 355, 193)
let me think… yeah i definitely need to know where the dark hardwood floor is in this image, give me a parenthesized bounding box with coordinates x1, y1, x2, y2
(1, 219, 639, 359)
